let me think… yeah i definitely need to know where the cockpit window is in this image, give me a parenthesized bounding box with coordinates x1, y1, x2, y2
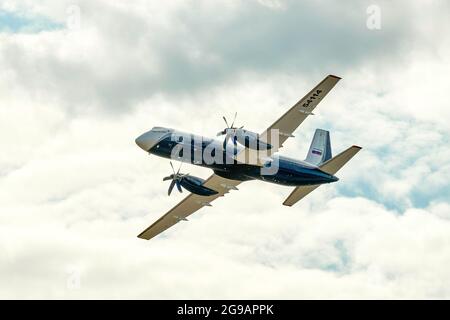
(152, 127, 172, 132)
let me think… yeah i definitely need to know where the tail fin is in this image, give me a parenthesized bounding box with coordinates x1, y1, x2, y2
(283, 145, 361, 206)
(305, 129, 332, 165)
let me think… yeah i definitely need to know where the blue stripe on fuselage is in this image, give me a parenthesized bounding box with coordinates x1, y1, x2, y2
(149, 135, 336, 186)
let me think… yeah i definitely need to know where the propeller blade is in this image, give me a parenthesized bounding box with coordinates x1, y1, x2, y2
(177, 162, 182, 175)
(163, 175, 172, 181)
(223, 134, 230, 149)
(230, 112, 237, 128)
(176, 180, 183, 193)
(170, 161, 175, 174)
(222, 116, 229, 128)
(168, 179, 176, 196)
(217, 130, 225, 136)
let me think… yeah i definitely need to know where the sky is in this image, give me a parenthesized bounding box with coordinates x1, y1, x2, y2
(0, 0, 450, 299)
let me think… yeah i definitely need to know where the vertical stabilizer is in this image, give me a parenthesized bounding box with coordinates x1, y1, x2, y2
(305, 129, 332, 165)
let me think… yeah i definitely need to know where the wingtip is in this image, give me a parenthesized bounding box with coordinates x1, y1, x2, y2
(137, 233, 150, 240)
(329, 74, 342, 80)
(352, 145, 362, 150)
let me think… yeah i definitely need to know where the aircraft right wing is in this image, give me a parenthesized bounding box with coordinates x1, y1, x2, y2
(138, 174, 241, 240)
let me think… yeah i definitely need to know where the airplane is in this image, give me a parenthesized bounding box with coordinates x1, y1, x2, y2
(135, 75, 361, 240)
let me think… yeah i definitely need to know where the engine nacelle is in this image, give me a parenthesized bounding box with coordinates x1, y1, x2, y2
(234, 129, 272, 150)
(180, 175, 219, 196)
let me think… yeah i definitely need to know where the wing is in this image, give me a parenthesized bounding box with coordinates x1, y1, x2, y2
(138, 174, 241, 240)
(260, 75, 341, 154)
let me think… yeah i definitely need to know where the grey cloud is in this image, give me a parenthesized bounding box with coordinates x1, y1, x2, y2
(117, 0, 417, 105)
(1, 0, 421, 113)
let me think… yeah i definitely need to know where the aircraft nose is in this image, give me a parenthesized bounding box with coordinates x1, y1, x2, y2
(135, 134, 147, 150)
(135, 131, 162, 151)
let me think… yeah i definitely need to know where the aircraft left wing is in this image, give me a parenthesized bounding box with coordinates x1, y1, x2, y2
(138, 174, 241, 240)
(234, 75, 341, 165)
(260, 75, 341, 154)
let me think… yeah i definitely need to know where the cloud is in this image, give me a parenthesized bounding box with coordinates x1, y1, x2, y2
(0, 9, 63, 33)
(2, 191, 450, 299)
(0, 0, 449, 299)
(0, 0, 428, 113)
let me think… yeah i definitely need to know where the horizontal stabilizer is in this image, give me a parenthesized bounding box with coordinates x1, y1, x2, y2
(283, 145, 361, 207)
(283, 184, 321, 207)
(319, 145, 361, 175)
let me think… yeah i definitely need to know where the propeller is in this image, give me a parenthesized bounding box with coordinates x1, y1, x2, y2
(163, 161, 189, 196)
(216, 112, 244, 149)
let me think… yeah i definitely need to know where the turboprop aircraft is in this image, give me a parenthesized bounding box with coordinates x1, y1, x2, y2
(135, 75, 361, 240)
